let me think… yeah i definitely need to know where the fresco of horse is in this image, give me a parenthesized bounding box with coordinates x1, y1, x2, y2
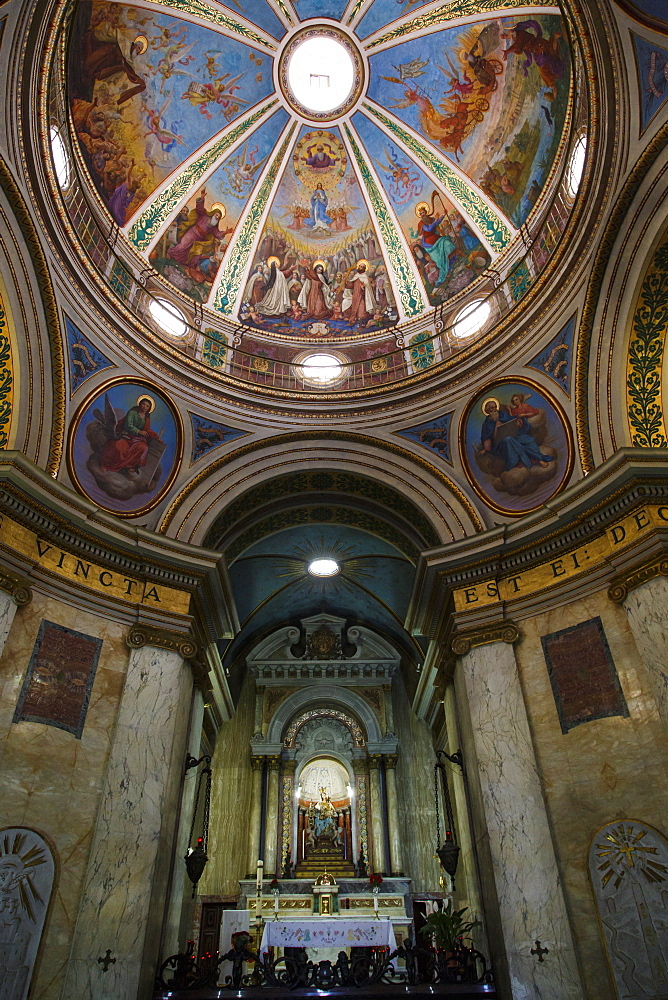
(367, 14, 571, 227)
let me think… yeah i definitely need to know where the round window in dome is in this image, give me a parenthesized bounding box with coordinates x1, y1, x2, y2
(452, 299, 491, 340)
(279, 27, 364, 121)
(308, 558, 339, 577)
(299, 353, 344, 384)
(148, 298, 188, 338)
(565, 131, 587, 200)
(50, 126, 71, 190)
(288, 37, 354, 113)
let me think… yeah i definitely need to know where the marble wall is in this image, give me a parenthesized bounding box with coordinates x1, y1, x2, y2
(0, 590, 18, 657)
(460, 639, 583, 1000)
(61, 644, 193, 1000)
(391, 674, 441, 894)
(0, 592, 130, 1000)
(199, 674, 255, 897)
(515, 588, 668, 1000)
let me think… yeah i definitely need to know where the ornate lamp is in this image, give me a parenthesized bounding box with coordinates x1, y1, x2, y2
(434, 750, 463, 889)
(184, 753, 212, 897)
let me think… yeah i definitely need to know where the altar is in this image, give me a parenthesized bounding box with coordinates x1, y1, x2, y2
(260, 917, 397, 954)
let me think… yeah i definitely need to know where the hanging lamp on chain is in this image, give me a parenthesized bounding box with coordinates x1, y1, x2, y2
(184, 753, 213, 898)
(434, 749, 463, 889)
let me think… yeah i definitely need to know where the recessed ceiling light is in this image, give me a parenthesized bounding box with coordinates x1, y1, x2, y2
(308, 558, 340, 577)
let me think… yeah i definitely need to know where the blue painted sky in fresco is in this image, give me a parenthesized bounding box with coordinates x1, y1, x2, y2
(223, 0, 286, 39)
(356, 0, 433, 40)
(293, 0, 349, 21)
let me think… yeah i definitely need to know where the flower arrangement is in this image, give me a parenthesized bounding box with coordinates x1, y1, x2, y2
(369, 873, 384, 887)
(269, 878, 280, 891)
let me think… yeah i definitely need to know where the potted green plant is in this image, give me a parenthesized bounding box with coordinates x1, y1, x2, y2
(419, 901, 481, 953)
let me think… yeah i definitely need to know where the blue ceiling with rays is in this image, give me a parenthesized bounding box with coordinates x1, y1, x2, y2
(222, 521, 422, 693)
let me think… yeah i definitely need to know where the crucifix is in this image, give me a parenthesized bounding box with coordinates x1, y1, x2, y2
(530, 940, 549, 963)
(97, 950, 116, 972)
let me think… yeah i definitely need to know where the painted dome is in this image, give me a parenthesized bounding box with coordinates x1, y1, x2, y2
(57, 0, 583, 392)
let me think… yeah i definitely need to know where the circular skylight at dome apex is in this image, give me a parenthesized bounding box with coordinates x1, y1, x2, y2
(308, 558, 340, 577)
(288, 36, 355, 113)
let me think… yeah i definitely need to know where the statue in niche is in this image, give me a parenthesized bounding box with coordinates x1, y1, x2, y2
(306, 789, 342, 848)
(589, 820, 668, 998)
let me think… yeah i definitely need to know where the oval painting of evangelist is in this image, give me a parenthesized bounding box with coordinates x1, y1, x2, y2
(68, 379, 182, 516)
(461, 380, 573, 516)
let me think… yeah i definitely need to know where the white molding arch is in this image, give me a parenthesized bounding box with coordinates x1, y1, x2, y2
(265, 685, 384, 747)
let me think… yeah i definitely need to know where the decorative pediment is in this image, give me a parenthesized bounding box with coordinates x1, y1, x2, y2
(247, 615, 399, 685)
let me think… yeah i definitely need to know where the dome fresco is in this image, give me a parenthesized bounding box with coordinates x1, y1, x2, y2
(65, 0, 576, 366)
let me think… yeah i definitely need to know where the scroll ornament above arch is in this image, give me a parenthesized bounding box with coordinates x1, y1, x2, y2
(264, 685, 387, 750)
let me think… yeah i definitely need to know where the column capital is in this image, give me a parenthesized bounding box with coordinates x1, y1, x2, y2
(0, 567, 32, 607)
(126, 624, 200, 660)
(267, 755, 281, 771)
(368, 754, 383, 770)
(608, 554, 668, 603)
(251, 755, 265, 771)
(384, 754, 398, 769)
(451, 620, 520, 656)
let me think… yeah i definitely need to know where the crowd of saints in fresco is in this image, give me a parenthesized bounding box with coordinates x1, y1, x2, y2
(68, 1, 273, 226)
(149, 110, 288, 303)
(240, 129, 397, 337)
(368, 14, 570, 227)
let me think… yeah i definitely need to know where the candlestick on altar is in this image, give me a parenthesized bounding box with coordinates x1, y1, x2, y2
(256, 859, 264, 891)
(274, 893, 279, 919)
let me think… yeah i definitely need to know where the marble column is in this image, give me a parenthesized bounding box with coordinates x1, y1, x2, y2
(61, 644, 193, 1000)
(264, 756, 280, 875)
(384, 755, 403, 875)
(460, 639, 584, 1000)
(368, 756, 387, 875)
(0, 589, 20, 657)
(161, 687, 205, 960)
(443, 683, 484, 921)
(248, 756, 264, 873)
(622, 575, 668, 730)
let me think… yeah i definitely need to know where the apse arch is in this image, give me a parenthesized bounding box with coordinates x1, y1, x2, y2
(266, 686, 383, 748)
(158, 431, 485, 543)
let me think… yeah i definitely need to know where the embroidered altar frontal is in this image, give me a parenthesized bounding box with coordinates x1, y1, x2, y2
(261, 918, 397, 951)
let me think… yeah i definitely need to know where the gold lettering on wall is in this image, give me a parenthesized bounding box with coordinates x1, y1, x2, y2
(0, 511, 190, 613)
(453, 506, 667, 611)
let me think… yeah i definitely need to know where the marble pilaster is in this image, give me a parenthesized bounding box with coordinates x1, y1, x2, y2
(622, 575, 668, 730)
(61, 644, 192, 1000)
(460, 640, 584, 1000)
(0, 590, 19, 658)
(384, 756, 403, 875)
(248, 757, 264, 874)
(368, 757, 387, 875)
(264, 756, 280, 875)
(161, 687, 205, 960)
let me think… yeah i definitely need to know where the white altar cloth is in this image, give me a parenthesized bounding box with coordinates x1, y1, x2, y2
(260, 918, 396, 953)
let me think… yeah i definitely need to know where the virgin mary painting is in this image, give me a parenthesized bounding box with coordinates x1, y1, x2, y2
(462, 380, 572, 515)
(69, 380, 181, 515)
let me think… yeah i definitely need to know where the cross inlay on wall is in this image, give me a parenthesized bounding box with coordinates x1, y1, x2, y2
(97, 950, 116, 972)
(530, 940, 549, 962)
